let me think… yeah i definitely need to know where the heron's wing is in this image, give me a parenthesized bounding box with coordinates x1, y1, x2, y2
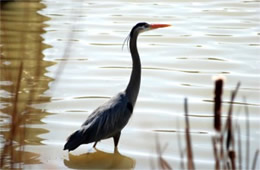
(82, 92, 126, 126)
(81, 92, 133, 141)
(64, 92, 133, 151)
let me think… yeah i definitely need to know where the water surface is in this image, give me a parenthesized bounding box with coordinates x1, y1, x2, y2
(0, 0, 259, 169)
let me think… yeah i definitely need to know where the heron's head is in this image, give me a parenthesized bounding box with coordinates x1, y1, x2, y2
(122, 22, 170, 50)
(130, 22, 171, 37)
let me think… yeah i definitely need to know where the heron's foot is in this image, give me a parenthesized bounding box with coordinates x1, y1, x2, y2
(113, 147, 119, 154)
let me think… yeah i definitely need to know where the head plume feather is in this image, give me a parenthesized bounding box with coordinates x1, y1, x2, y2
(122, 33, 130, 51)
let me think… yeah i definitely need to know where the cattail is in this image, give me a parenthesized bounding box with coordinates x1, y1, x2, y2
(214, 77, 224, 132)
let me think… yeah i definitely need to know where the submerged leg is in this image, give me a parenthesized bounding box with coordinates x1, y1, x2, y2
(93, 141, 98, 148)
(113, 131, 121, 148)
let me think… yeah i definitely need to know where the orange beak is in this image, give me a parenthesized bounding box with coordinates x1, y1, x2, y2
(150, 24, 171, 29)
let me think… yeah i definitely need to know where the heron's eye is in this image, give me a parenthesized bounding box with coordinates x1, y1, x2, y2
(142, 24, 149, 30)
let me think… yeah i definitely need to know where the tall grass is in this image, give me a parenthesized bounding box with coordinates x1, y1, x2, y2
(157, 78, 259, 170)
(0, 1, 50, 168)
(0, 63, 25, 169)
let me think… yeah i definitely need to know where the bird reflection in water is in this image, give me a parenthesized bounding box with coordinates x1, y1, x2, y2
(64, 148, 135, 169)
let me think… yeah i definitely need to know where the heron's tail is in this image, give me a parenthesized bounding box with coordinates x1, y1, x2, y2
(64, 129, 85, 151)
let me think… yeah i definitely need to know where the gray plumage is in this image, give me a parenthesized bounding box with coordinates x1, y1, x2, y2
(64, 22, 170, 151)
(64, 92, 132, 151)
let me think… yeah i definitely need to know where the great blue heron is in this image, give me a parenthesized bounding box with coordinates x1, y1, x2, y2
(64, 22, 170, 151)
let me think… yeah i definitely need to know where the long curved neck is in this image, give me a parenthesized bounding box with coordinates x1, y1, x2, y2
(125, 32, 141, 106)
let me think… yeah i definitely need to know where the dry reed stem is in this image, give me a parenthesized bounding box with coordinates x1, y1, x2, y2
(225, 82, 240, 170)
(11, 62, 24, 169)
(252, 149, 259, 170)
(237, 124, 242, 170)
(243, 97, 250, 170)
(184, 98, 195, 170)
(222, 82, 240, 155)
(212, 137, 220, 170)
(52, 30, 73, 86)
(176, 118, 185, 170)
(0, 62, 24, 168)
(155, 135, 172, 170)
(51, 7, 79, 91)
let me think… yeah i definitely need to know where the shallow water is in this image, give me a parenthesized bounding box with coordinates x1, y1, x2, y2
(0, 0, 259, 169)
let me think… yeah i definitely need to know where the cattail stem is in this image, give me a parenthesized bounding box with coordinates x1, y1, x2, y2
(184, 98, 195, 170)
(229, 150, 236, 170)
(212, 137, 220, 170)
(177, 118, 185, 170)
(243, 97, 250, 170)
(237, 125, 242, 170)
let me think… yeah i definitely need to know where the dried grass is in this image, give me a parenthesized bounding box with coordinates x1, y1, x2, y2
(0, 63, 25, 169)
(156, 78, 259, 170)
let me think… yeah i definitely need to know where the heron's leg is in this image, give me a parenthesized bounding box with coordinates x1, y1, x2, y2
(93, 141, 98, 148)
(113, 131, 121, 147)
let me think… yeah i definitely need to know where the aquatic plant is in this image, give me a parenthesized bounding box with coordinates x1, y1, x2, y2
(157, 78, 259, 170)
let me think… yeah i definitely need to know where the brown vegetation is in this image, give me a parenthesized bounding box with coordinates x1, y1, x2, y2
(157, 79, 259, 170)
